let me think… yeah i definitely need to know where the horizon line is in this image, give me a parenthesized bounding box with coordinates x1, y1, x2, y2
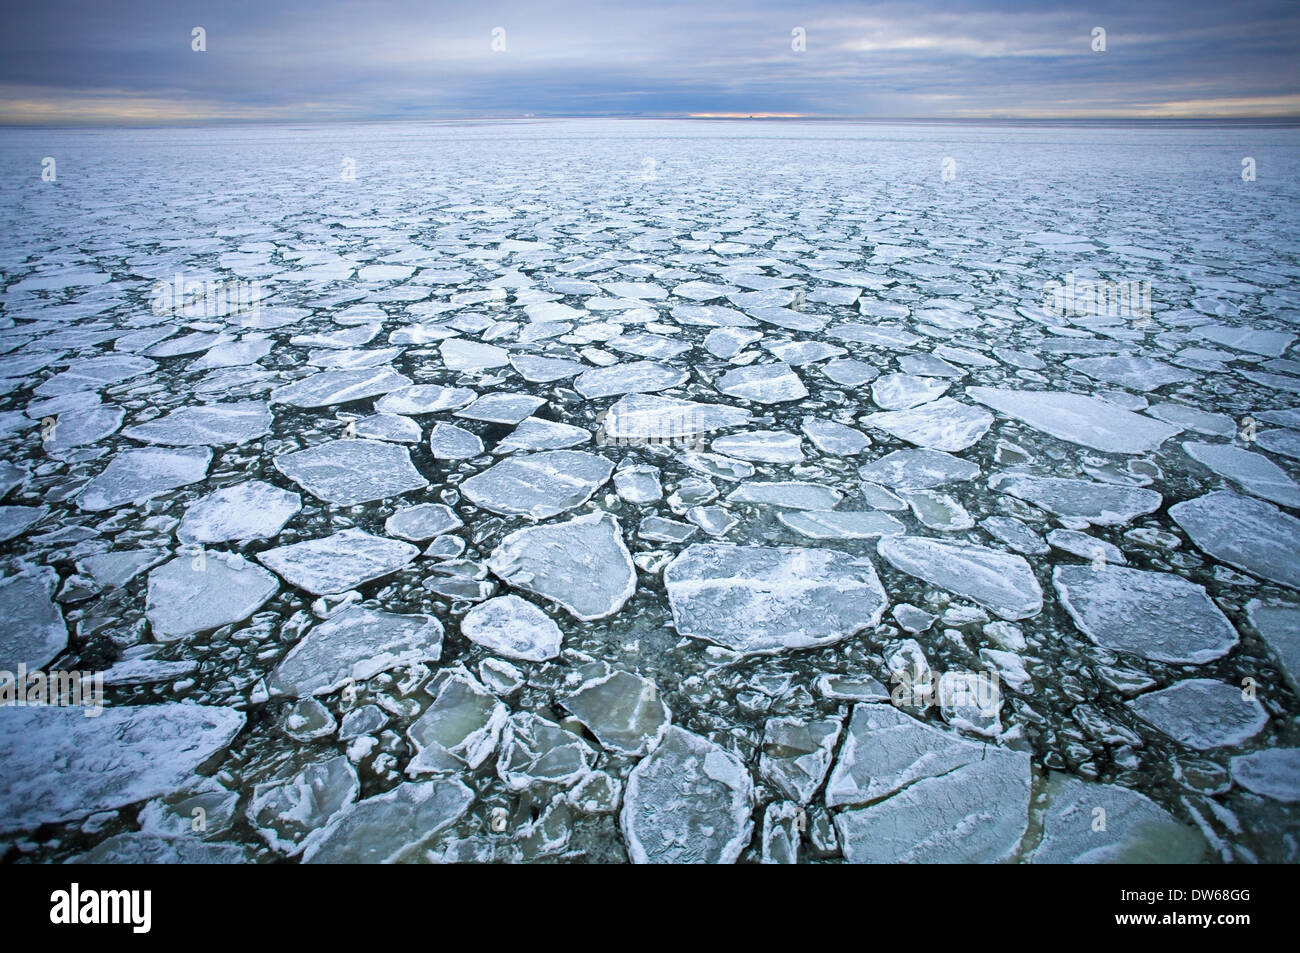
(3, 113, 1300, 130)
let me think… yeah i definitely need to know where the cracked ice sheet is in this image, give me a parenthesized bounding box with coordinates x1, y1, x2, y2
(827, 705, 1031, 863)
(5, 120, 1300, 865)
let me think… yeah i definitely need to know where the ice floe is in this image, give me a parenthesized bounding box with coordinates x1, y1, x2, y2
(0, 704, 244, 833)
(269, 606, 444, 697)
(461, 450, 613, 519)
(146, 554, 280, 640)
(1182, 441, 1300, 508)
(1169, 491, 1300, 588)
(663, 544, 887, 654)
(1053, 565, 1237, 664)
(715, 362, 808, 403)
(0, 565, 67, 668)
(77, 446, 211, 511)
(1128, 679, 1267, 750)
(877, 536, 1043, 620)
(302, 779, 475, 863)
(487, 512, 636, 620)
(620, 726, 753, 864)
(990, 474, 1162, 526)
(968, 386, 1179, 453)
(258, 529, 418, 594)
(827, 704, 1030, 863)
(857, 448, 979, 490)
(178, 480, 301, 543)
(1026, 773, 1205, 863)
(861, 397, 993, 451)
(275, 439, 428, 505)
(563, 669, 670, 756)
(461, 595, 562, 661)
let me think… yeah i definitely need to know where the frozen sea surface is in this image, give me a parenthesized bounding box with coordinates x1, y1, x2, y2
(1, 119, 1299, 863)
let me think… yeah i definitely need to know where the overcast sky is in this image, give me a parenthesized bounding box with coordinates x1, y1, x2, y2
(2, 0, 1298, 123)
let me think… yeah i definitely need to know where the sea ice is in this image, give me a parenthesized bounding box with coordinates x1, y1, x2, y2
(270, 368, 411, 408)
(177, 480, 301, 543)
(1026, 773, 1205, 863)
(257, 529, 418, 595)
(248, 755, 359, 855)
(1128, 679, 1268, 750)
(776, 509, 905, 539)
(461, 595, 563, 661)
(496, 417, 590, 452)
(857, 448, 979, 490)
(77, 446, 211, 512)
(353, 413, 421, 443)
(375, 384, 476, 414)
(599, 393, 751, 440)
(383, 503, 463, 541)
(1053, 565, 1238, 664)
(827, 705, 1030, 862)
(877, 536, 1043, 620)
(146, 555, 280, 640)
(269, 606, 444, 697)
(711, 431, 803, 463)
(871, 373, 951, 409)
(1169, 491, 1300, 588)
(0, 704, 244, 833)
(0, 565, 67, 668)
(620, 726, 753, 864)
(968, 386, 1179, 453)
(406, 670, 507, 773)
(759, 715, 843, 804)
(715, 362, 808, 403)
(441, 338, 508, 371)
(509, 354, 586, 382)
(861, 398, 993, 451)
(990, 474, 1162, 526)
(663, 544, 887, 655)
(497, 711, 595, 790)
(1244, 600, 1300, 694)
(0, 506, 45, 542)
(1182, 441, 1300, 508)
(1229, 749, 1300, 803)
(726, 481, 843, 510)
(614, 464, 662, 503)
(801, 416, 870, 455)
(274, 439, 428, 505)
(461, 450, 613, 519)
(1065, 355, 1194, 390)
(563, 669, 670, 756)
(574, 361, 687, 398)
(487, 512, 636, 620)
(302, 779, 475, 863)
(429, 422, 484, 459)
